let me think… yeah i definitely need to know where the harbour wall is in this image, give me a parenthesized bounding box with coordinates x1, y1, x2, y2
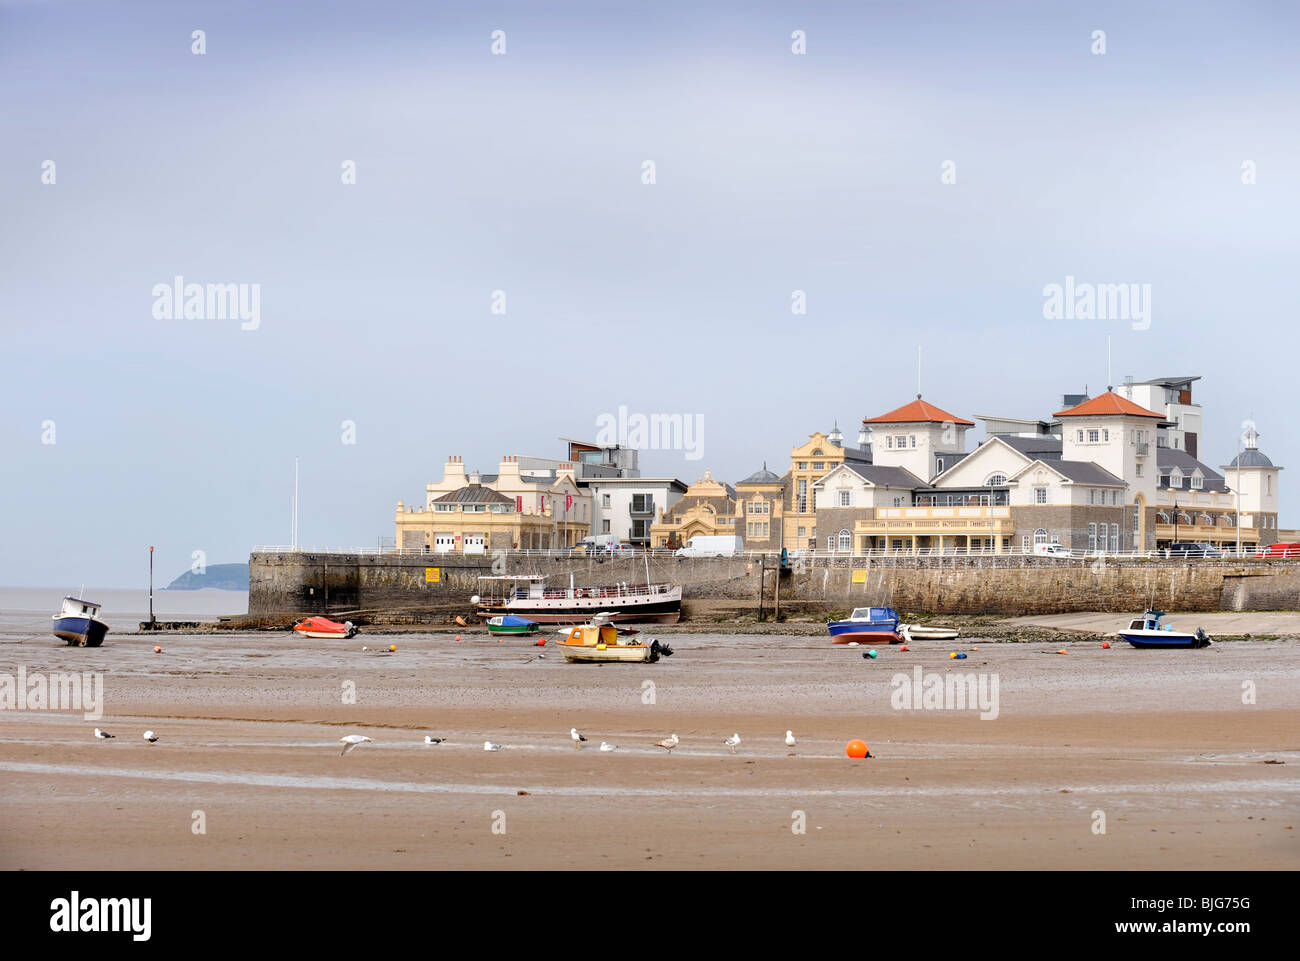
(248, 551, 1300, 619)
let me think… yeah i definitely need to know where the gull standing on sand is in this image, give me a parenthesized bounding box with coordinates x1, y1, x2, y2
(570, 727, 588, 749)
(143, 731, 159, 743)
(424, 736, 444, 745)
(599, 741, 616, 752)
(724, 733, 741, 754)
(785, 730, 796, 747)
(338, 735, 372, 756)
(93, 728, 114, 740)
(656, 734, 679, 753)
(484, 741, 501, 752)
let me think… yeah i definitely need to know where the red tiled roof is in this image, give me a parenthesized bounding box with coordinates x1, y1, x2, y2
(862, 398, 974, 427)
(1053, 392, 1164, 419)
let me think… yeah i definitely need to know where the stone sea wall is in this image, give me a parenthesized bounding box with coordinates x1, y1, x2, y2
(249, 551, 1300, 618)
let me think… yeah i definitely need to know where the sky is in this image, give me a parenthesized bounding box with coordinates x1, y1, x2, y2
(2, 0, 1297, 587)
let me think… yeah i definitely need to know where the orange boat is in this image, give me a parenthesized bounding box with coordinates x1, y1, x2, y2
(292, 616, 357, 639)
(554, 614, 672, 663)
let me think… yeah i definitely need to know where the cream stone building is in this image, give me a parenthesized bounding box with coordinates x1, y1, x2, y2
(396, 454, 591, 552)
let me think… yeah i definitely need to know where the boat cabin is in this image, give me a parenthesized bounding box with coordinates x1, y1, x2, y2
(1128, 611, 1173, 632)
(848, 607, 896, 622)
(59, 597, 102, 618)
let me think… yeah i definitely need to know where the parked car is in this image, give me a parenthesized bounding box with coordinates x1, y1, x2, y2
(1032, 543, 1071, 556)
(675, 535, 744, 557)
(1255, 542, 1300, 559)
(1163, 542, 1222, 558)
(603, 541, 637, 555)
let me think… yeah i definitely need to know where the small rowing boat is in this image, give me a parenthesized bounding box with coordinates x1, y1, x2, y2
(292, 616, 358, 639)
(899, 624, 960, 641)
(487, 614, 540, 636)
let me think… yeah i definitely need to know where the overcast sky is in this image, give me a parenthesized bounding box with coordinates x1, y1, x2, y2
(2, 0, 1297, 587)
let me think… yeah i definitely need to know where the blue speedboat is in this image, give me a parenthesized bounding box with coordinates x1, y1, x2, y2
(52, 595, 109, 647)
(1118, 610, 1211, 649)
(828, 607, 901, 644)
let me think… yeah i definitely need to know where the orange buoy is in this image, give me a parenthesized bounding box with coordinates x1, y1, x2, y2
(153, 646, 162, 653)
(535, 638, 545, 646)
(899, 644, 909, 651)
(455, 635, 462, 642)
(949, 652, 958, 659)
(846, 739, 870, 759)
(1057, 648, 1067, 655)
(388, 644, 396, 652)
(1101, 641, 1111, 649)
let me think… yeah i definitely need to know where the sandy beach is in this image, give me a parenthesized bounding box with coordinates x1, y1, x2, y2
(2, 620, 1297, 870)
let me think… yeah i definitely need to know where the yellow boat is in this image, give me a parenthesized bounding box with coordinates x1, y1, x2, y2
(555, 614, 673, 664)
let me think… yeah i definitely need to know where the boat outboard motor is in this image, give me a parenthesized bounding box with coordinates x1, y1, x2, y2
(344, 621, 357, 638)
(1194, 627, 1212, 648)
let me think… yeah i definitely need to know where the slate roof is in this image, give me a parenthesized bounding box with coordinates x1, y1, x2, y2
(1157, 448, 1230, 491)
(432, 484, 514, 505)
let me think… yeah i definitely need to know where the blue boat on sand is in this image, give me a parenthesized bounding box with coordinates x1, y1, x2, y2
(1118, 610, 1212, 649)
(52, 595, 109, 647)
(828, 607, 902, 644)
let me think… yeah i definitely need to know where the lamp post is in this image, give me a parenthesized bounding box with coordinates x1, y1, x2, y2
(148, 545, 155, 625)
(1235, 428, 1242, 556)
(1172, 497, 1179, 547)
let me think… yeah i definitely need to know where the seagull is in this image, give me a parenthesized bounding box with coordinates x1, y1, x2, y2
(570, 727, 588, 748)
(93, 728, 114, 740)
(656, 734, 679, 753)
(785, 730, 796, 747)
(724, 733, 741, 754)
(338, 735, 372, 756)
(599, 741, 616, 752)
(143, 731, 159, 743)
(483, 741, 501, 752)
(424, 736, 444, 745)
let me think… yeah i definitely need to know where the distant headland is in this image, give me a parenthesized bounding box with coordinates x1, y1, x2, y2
(165, 563, 249, 592)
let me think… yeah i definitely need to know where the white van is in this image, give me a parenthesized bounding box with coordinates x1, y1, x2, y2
(1033, 542, 1070, 556)
(675, 535, 744, 557)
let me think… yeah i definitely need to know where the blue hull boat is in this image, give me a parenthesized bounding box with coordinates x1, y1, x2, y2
(1118, 610, 1211, 649)
(828, 606, 901, 643)
(52, 596, 109, 647)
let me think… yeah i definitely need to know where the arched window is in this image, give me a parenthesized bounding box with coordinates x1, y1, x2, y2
(1034, 529, 1048, 545)
(838, 529, 852, 553)
(987, 473, 1008, 487)
(1156, 512, 1171, 523)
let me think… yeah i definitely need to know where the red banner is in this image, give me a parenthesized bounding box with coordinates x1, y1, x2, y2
(516, 495, 523, 513)
(565, 494, 573, 513)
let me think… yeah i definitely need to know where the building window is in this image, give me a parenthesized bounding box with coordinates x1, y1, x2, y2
(827, 536, 835, 552)
(936, 458, 945, 473)
(602, 493, 611, 508)
(1103, 429, 1109, 441)
(1034, 529, 1048, 546)
(1088, 430, 1100, 443)
(797, 480, 807, 513)
(631, 493, 653, 512)
(1077, 430, 1084, 443)
(1111, 490, 1118, 505)
(813, 461, 824, 471)
(893, 496, 904, 507)
(1088, 489, 1094, 505)
(987, 474, 1007, 487)
(1022, 534, 1031, 552)
(839, 490, 851, 507)
(797, 526, 806, 538)
(895, 435, 907, 449)
(1111, 523, 1119, 552)
(1191, 474, 1202, 490)
(1035, 487, 1048, 504)
(798, 461, 807, 469)
(1088, 523, 1097, 551)
(1136, 464, 1143, 477)
(910, 435, 917, 449)
(602, 519, 611, 533)
(838, 530, 852, 553)
(886, 437, 894, 449)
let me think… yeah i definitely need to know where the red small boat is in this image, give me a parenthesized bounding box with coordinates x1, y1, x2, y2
(832, 631, 902, 645)
(293, 616, 358, 639)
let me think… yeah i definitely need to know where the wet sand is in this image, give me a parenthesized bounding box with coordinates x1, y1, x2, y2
(1, 630, 1297, 869)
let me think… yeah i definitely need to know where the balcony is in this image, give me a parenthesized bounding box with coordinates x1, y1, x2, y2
(1136, 442, 1149, 455)
(628, 501, 655, 516)
(857, 506, 1014, 536)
